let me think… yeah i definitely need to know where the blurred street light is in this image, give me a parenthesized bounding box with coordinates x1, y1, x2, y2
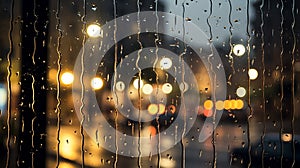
(236, 87, 246, 98)
(233, 44, 246, 57)
(91, 77, 104, 90)
(61, 72, 74, 85)
(162, 83, 172, 94)
(86, 24, 102, 38)
(248, 68, 258, 80)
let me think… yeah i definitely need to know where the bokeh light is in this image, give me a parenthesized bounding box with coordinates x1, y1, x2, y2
(162, 83, 173, 94)
(91, 77, 104, 90)
(215, 100, 224, 110)
(160, 57, 172, 70)
(133, 79, 144, 89)
(248, 68, 258, 80)
(233, 44, 246, 56)
(147, 104, 165, 115)
(0, 88, 7, 107)
(236, 87, 246, 98)
(204, 100, 213, 110)
(236, 99, 244, 109)
(142, 84, 153, 95)
(61, 72, 74, 85)
(87, 24, 102, 38)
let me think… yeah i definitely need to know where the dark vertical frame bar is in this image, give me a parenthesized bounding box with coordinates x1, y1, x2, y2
(18, 0, 49, 167)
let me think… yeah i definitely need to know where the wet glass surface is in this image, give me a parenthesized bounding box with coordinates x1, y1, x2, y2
(0, 0, 300, 167)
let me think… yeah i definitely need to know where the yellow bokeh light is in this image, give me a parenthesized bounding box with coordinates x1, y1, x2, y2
(61, 72, 74, 85)
(230, 100, 238, 110)
(91, 77, 104, 90)
(158, 104, 166, 114)
(224, 100, 231, 110)
(204, 100, 214, 110)
(162, 83, 173, 94)
(148, 104, 158, 115)
(87, 24, 102, 38)
(148, 104, 165, 115)
(215, 100, 224, 110)
(281, 133, 292, 142)
(248, 68, 258, 80)
(236, 99, 244, 109)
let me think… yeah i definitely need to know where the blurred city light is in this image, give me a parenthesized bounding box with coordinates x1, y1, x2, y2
(91, 77, 104, 90)
(248, 68, 258, 80)
(162, 83, 172, 94)
(0, 87, 7, 110)
(203, 100, 213, 110)
(203, 109, 213, 117)
(147, 104, 165, 115)
(236, 87, 246, 98)
(233, 44, 246, 56)
(61, 72, 74, 85)
(141, 126, 157, 137)
(281, 133, 292, 142)
(142, 84, 153, 95)
(236, 99, 244, 109)
(115, 81, 125, 92)
(215, 100, 224, 110)
(86, 24, 102, 38)
(160, 57, 172, 70)
(133, 79, 144, 89)
(224, 100, 231, 110)
(48, 69, 57, 83)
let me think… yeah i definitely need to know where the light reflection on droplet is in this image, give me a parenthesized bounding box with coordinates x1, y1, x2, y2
(179, 82, 189, 92)
(116, 81, 125, 92)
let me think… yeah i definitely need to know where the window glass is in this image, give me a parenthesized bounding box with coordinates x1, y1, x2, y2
(0, 0, 300, 167)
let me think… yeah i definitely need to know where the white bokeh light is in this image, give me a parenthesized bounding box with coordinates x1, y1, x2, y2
(233, 44, 246, 56)
(162, 83, 173, 94)
(0, 88, 7, 107)
(61, 72, 74, 85)
(160, 57, 172, 70)
(236, 87, 247, 98)
(248, 68, 259, 80)
(91, 77, 104, 90)
(133, 79, 144, 89)
(142, 84, 153, 95)
(87, 24, 102, 38)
